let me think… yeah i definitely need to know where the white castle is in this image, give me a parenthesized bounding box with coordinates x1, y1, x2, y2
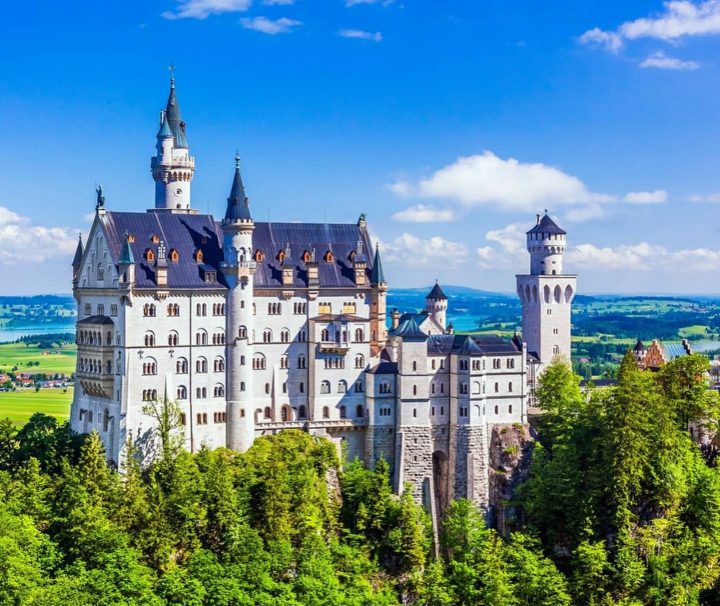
(70, 77, 576, 513)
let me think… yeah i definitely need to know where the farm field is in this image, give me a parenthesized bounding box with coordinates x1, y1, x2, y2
(0, 341, 77, 376)
(0, 386, 72, 425)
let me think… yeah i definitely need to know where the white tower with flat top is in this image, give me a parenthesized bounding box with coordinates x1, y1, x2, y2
(516, 212, 576, 375)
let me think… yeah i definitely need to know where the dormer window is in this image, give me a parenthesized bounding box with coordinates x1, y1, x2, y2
(302, 250, 312, 263)
(150, 234, 160, 244)
(277, 249, 286, 263)
(204, 270, 216, 283)
(127, 234, 136, 243)
(193, 249, 204, 263)
(169, 249, 179, 262)
(144, 248, 155, 262)
(348, 250, 356, 262)
(254, 249, 264, 262)
(324, 250, 334, 262)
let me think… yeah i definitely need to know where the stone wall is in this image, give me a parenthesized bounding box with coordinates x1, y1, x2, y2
(453, 424, 489, 510)
(395, 427, 434, 506)
(365, 425, 396, 473)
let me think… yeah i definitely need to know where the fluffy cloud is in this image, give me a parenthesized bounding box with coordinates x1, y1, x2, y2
(382, 233, 468, 267)
(389, 152, 614, 215)
(241, 16, 301, 33)
(392, 204, 455, 222)
(568, 242, 720, 272)
(581, 1, 720, 66)
(338, 28, 383, 41)
(639, 52, 700, 70)
(623, 190, 668, 203)
(688, 192, 720, 202)
(162, 0, 252, 19)
(0, 205, 79, 265)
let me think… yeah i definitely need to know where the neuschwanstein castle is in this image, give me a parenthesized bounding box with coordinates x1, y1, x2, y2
(70, 77, 577, 512)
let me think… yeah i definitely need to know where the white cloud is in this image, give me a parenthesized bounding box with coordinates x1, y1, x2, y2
(338, 28, 383, 41)
(688, 192, 720, 202)
(0, 205, 79, 265)
(623, 190, 668, 203)
(382, 233, 468, 267)
(162, 0, 251, 19)
(619, 0, 720, 41)
(639, 51, 700, 70)
(241, 16, 302, 33)
(392, 204, 455, 222)
(568, 242, 720, 272)
(579, 27, 623, 52)
(389, 151, 615, 216)
(485, 223, 526, 254)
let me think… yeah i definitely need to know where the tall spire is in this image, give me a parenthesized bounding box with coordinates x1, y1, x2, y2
(371, 243, 386, 285)
(72, 234, 84, 269)
(223, 154, 252, 222)
(119, 232, 135, 265)
(164, 73, 188, 149)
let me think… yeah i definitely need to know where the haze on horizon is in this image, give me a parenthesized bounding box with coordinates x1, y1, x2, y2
(1, 1, 720, 295)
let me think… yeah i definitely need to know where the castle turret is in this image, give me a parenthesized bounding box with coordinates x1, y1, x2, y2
(516, 212, 576, 375)
(425, 281, 448, 331)
(370, 244, 388, 356)
(118, 233, 136, 286)
(150, 74, 196, 213)
(221, 154, 256, 452)
(72, 235, 84, 287)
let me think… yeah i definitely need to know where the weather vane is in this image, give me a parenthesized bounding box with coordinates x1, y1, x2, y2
(169, 63, 175, 85)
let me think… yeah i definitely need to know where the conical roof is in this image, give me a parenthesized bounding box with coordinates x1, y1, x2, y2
(426, 281, 447, 300)
(371, 244, 385, 284)
(119, 233, 135, 265)
(165, 78, 188, 149)
(392, 316, 427, 341)
(224, 155, 252, 222)
(156, 114, 173, 139)
(527, 212, 566, 235)
(72, 235, 84, 268)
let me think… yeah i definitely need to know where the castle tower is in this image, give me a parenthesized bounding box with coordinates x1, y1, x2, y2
(516, 212, 576, 375)
(221, 155, 256, 452)
(425, 281, 448, 332)
(369, 244, 388, 357)
(150, 74, 196, 213)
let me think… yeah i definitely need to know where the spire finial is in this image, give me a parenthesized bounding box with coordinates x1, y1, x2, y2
(235, 150, 240, 170)
(169, 63, 175, 88)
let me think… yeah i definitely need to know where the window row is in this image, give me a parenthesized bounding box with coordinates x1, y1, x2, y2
(78, 358, 113, 375)
(319, 328, 365, 342)
(77, 330, 113, 347)
(84, 303, 117, 317)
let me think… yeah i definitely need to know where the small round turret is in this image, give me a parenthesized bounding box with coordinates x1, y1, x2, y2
(425, 280, 448, 331)
(526, 211, 566, 275)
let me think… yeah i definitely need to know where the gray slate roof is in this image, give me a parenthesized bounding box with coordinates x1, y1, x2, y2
(427, 333, 521, 356)
(78, 315, 114, 325)
(427, 282, 447, 300)
(101, 211, 377, 290)
(527, 213, 566, 236)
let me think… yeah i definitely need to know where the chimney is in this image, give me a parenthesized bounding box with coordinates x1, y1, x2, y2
(391, 308, 401, 330)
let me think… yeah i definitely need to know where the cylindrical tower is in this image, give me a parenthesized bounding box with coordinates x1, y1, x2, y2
(527, 212, 566, 275)
(221, 156, 256, 452)
(425, 281, 448, 331)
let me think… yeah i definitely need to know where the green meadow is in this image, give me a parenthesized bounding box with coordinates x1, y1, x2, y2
(0, 341, 77, 376)
(0, 386, 72, 425)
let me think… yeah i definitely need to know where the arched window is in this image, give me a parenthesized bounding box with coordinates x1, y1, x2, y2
(195, 330, 208, 345)
(355, 354, 365, 369)
(177, 385, 187, 399)
(340, 405, 347, 419)
(494, 382, 499, 393)
(214, 357, 225, 372)
(321, 328, 329, 342)
(176, 358, 188, 374)
(196, 357, 208, 373)
(142, 358, 157, 375)
(144, 331, 155, 347)
(252, 354, 266, 370)
(280, 329, 290, 343)
(168, 331, 179, 347)
(280, 355, 288, 369)
(214, 384, 225, 397)
(338, 380, 347, 393)
(354, 381, 364, 393)
(281, 406, 290, 422)
(238, 325, 247, 339)
(297, 355, 306, 369)
(322, 406, 330, 419)
(354, 328, 364, 342)
(212, 331, 225, 345)
(356, 404, 364, 418)
(321, 380, 331, 394)
(508, 382, 513, 392)
(472, 381, 481, 394)
(298, 405, 307, 419)
(264, 407, 271, 420)
(553, 345, 560, 355)
(263, 329, 272, 343)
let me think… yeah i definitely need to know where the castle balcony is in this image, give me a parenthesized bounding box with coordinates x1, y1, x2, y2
(76, 369, 114, 399)
(257, 418, 368, 431)
(317, 341, 350, 354)
(219, 260, 257, 277)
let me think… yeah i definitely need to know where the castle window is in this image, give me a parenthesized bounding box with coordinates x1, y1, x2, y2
(321, 328, 330, 342)
(379, 381, 392, 394)
(169, 249, 179, 262)
(196, 303, 207, 316)
(294, 302, 307, 315)
(177, 385, 187, 399)
(240, 409, 245, 418)
(214, 384, 225, 397)
(493, 358, 501, 369)
(323, 250, 334, 262)
(238, 325, 247, 339)
(212, 331, 225, 345)
(110, 304, 118, 317)
(196, 357, 208, 373)
(127, 234, 136, 243)
(356, 405, 364, 418)
(298, 405, 307, 419)
(302, 250, 312, 263)
(144, 248, 155, 262)
(150, 234, 160, 244)
(553, 328, 559, 335)
(297, 355, 306, 369)
(431, 359, 436, 370)
(84, 303, 91, 315)
(240, 381, 245, 391)
(280, 329, 290, 343)
(252, 354, 266, 370)
(167, 303, 180, 317)
(323, 406, 330, 419)
(553, 345, 560, 355)
(355, 354, 365, 369)
(268, 302, 282, 315)
(263, 407, 271, 420)
(195, 330, 208, 345)
(142, 359, 157, 375)
(194, 249, 204, 263)
(494, 405, 499, 414)
(280, 355, 288, 369)
(546, 309, 552, 315)
(494, 382, 499, 393)
(509, 404, 513, 414)
(340, 405, 347, 418)
(355, 381, 364, 393)
(213, 357, 225, 372)
(338, 380, 347, 393)
(321, 380, 331, 394)
(168, 331, 179, 347)
(265, 383, 270, 394)
(508, 382, 513, 392)
(144, 303, 156, 317)
(254, 249, 264, 262)
(431, 383, 436, 394)
(144, 332, 155, 347)
(263, 329, 272, 343)
(180, 413, 186, 425)
(460, 383, 468, 395)
(344, 302, 357, 315)
(176, 358, 188, 374)
(413, 408, 417, 418)
(196, 387, 207, 399)
(507, 358, 515, 369)
(299, 382, 304, 393)
(97, 264, 104, 281)
(282, 382, 287, 394)
(412, 361, 417, 372)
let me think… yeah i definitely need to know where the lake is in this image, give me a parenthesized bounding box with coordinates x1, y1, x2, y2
(0, 324, 75, 344)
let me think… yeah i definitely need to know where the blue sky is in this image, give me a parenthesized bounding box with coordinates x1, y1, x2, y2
(2, 0, 720, 294)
